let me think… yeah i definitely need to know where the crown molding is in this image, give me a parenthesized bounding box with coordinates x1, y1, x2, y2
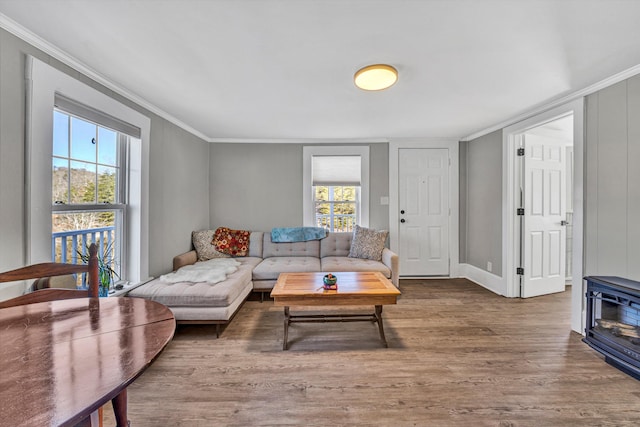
(208, 137, 463, 144)
(387, 137, 461, 144)
(462, 63, 640, 142)
(207, 137, 390, 144)
(0, 12, 210, 142)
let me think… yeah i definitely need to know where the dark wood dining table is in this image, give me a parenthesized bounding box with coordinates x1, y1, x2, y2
(0, 296, 175, 427)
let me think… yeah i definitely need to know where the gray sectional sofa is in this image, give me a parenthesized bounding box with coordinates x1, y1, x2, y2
(128, 231, 398, 336)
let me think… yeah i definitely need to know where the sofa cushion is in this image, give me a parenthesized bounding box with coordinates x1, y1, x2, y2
(262, 233, 320, 258)
(252, 256, 321, 281)
(348, 225, 388, 261)
(321, 256, 391, 278)
(213, 227, 251, 256)
(247, 232, 264, 258)
(192, 230, 229, 261)
(236, 256, 263, 269)
(320, 232, 352, 258)
(129, 263, 253, 308)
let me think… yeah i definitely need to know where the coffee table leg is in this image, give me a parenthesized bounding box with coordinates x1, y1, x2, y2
(375, 305, 388, 348)
(283, 306, 290, 350)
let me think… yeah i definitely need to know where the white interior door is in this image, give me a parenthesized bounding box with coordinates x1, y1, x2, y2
(398, 148, 449, 276)
(521, 134, 566, 297)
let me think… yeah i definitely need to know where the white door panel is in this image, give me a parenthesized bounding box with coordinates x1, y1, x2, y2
(548, 230, 562, 276)
(399, 148, 449, 276)
(428, 226, 442, 259)
(521, 134, 566, 297)
(427, 176, 442, 215)
(405, 226, 421, 260)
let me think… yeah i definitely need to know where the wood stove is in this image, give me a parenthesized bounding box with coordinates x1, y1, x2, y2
(584, 276, 640, 380)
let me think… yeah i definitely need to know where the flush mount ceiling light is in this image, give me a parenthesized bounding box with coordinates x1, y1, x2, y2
(354, 64, 398, 91)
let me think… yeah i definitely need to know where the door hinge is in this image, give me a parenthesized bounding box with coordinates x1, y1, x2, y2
(517, 148, 525, 156)
(517, 267, 524, 275)
(517, 208, 525, 216)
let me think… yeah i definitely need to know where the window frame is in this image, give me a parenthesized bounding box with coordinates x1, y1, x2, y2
(26, 56, 150, 283)
(302, 146, 369, 229)
(313, 185, 360, 232)
(51, 109, 129, 276)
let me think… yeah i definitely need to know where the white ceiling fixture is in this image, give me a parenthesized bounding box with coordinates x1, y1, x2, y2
(1, 1, 640, 142)
(354, 64, 398, 91)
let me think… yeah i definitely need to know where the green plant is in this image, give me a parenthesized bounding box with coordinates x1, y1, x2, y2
(77, 242, 119, 295)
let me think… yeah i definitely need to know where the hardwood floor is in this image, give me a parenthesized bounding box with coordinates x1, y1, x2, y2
(104, 279, 640, 426)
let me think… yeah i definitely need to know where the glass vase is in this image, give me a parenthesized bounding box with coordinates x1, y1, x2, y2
(98, 267, 112, 297)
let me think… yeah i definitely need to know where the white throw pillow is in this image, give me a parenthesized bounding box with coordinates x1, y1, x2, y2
(348, 225, 388, 261)
(192, 230, 230, 261)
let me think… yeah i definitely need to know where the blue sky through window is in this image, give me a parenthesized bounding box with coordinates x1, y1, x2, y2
(53, 110, 117, 169)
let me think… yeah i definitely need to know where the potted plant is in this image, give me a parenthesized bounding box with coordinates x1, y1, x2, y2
(78, 242, 119, 297)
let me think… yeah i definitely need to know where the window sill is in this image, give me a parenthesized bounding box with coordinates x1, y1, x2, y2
(108, 277, 154, 297)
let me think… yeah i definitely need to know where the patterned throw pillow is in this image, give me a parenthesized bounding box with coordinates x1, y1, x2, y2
(213, 227, 251, 257)
(348, 225, 388, 261)
(192, 230, 229, 261)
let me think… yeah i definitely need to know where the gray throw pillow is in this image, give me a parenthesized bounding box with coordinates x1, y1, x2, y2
(348, 225, 388, 261)
(192, 230, 230, 261)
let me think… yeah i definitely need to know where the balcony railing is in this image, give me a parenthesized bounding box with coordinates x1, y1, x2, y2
(52, 226, 116, 264)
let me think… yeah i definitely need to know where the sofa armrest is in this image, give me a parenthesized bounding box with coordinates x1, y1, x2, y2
(381, 248, 399, 288)
(173, 250, 198, 271)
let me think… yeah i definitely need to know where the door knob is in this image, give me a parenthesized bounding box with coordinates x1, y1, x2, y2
(400, 210, 405, 214)
(400, 219, 406, 223)
(560, 220, 568, 226)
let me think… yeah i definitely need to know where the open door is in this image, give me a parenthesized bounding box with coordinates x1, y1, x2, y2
(521, 134, 566, 297)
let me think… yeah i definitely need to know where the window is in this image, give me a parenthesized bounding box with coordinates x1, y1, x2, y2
(314, 185, 359, 232)
(27, 56, 150, 283)
(303, 146, 369, 232)
(51, 109, 129, 278)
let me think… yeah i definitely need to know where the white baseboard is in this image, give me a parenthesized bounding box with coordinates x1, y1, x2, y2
(459, 263, 507, 296)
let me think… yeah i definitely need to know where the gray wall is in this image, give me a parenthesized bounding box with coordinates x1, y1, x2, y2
(459, 141, 467, 264)
(0, 28, 209, 278)
(148, 120, 210, 275)
(209, 143, 389, 232)
(460, 130, 503, 276)
(585, 75, 640, 280)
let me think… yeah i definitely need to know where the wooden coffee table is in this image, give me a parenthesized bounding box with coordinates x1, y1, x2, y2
(270, 272, 401, 350)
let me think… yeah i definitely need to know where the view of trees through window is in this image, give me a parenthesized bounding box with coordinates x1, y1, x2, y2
(314, 185, 357, 232)
(52, 110, 122, 275)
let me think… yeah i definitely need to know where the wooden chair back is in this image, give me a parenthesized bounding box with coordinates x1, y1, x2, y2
(0, 243, 99, 309)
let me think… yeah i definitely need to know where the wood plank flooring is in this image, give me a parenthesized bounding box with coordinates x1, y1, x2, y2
(104, 279, 640, 426)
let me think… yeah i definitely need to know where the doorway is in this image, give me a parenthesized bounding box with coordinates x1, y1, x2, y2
(503, 99, 584, 333)
(389, 139, 459, 279)
(398, 148, 450, 276)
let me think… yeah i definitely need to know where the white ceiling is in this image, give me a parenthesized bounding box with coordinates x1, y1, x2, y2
(2, 0, 640, 142)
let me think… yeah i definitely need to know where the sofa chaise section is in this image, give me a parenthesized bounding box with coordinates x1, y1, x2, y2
(128, 260, 253, 336)
(128, 232, 265, 336)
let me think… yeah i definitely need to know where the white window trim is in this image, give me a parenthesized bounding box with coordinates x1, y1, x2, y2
(303, 146, 369, 228)
(26, 56, 150, 283)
